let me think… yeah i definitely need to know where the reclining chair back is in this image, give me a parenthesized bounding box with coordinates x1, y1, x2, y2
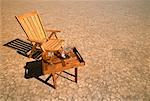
(16, 11, 47, 43)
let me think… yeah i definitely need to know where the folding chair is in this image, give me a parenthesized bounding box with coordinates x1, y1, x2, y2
(16, 11, 64, 58)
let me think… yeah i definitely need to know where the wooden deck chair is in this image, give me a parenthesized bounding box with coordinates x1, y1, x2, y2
(16, 11, 64, 58)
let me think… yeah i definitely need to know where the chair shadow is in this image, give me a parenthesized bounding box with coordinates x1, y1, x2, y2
(24, 60, 77, 89)
(3, 38, 42, 60)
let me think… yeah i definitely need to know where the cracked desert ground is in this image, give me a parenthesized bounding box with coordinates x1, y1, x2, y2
(0, 0, 150, 101)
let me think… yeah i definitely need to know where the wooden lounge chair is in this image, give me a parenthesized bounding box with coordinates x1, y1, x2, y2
(16, 11, 64, 58)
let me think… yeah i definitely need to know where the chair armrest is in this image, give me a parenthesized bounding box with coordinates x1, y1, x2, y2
(46, 29, 61, 33)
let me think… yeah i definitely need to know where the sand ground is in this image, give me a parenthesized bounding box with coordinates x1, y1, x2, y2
(0, 0, 150, 101)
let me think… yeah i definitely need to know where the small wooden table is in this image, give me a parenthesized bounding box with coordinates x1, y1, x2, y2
(42, 47, 85, 88)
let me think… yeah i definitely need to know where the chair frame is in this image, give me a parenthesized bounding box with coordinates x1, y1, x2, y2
(16, 11, 62, 58)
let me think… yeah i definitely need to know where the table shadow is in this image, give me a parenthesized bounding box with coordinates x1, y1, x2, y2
(24, 60, 77, 89)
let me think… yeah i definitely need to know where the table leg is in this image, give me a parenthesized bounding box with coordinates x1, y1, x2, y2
(52, 73, 57, 89)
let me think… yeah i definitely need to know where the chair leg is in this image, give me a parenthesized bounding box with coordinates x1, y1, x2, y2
(54, 32, 58, 39)
(75, 68, 78, 83)
(29, 44, 37, 58)
(48, 32, 58, 39)
(52, 73, 57, 89)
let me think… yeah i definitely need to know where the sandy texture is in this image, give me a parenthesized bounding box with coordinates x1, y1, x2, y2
(1, 0, 150, 100)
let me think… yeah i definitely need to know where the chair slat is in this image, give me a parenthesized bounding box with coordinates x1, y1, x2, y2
(34, 15, 46, 40)
(47, 40, 58, 48)
(51, 40, 60, 49)
(27, 16, 40, 40)
(19, 18, 34, 40)
(31, 16, 42, 40)
(23, 17, 37, 40)
(42, 40, 64, 51)
(54, 40, 64, 50)
(37, 14, 47, 39)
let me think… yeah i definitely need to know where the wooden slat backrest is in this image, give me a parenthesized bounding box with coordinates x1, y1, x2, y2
(16, 11, 47, 42)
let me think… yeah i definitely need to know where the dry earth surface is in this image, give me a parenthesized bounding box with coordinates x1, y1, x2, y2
(0, 0, 150, 101)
